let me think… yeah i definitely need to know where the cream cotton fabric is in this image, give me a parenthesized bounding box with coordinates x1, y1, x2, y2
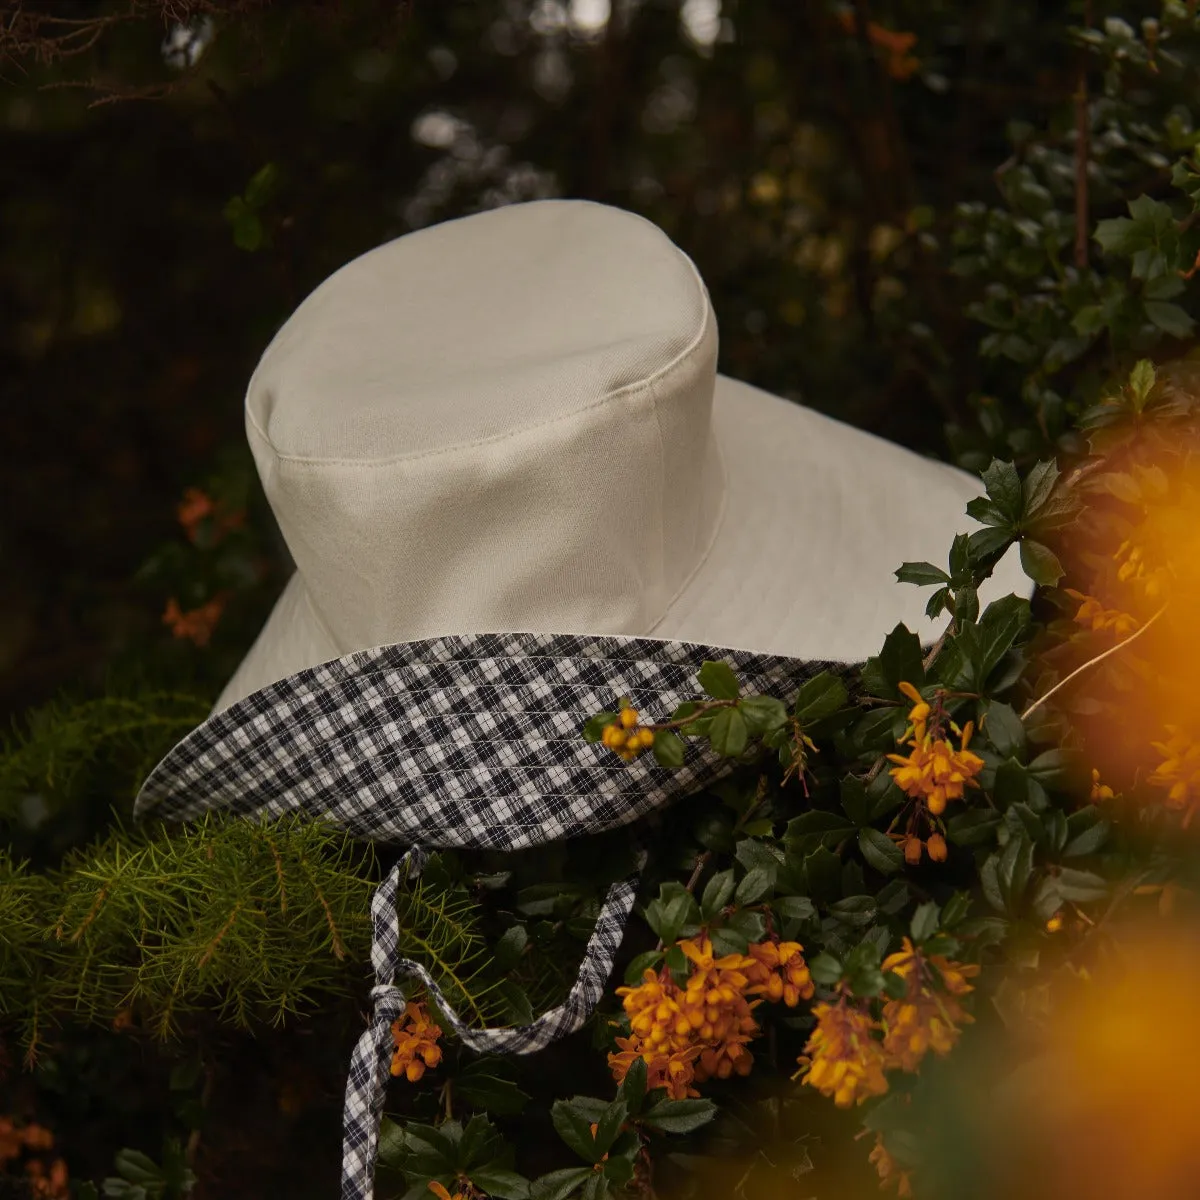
(215, 198, 1027, 711)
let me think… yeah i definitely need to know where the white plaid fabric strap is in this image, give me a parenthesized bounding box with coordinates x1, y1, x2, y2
(340, 844, 645, 1200)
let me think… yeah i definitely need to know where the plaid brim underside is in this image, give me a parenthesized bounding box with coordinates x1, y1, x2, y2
(135, 631, 854, 851)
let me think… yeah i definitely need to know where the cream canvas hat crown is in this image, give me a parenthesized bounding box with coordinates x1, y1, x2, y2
(211, 198, 1025, 713)
(135, 199, 1027, 1200)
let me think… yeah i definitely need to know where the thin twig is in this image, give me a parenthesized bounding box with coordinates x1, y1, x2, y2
(1021, 603, 1168, 720)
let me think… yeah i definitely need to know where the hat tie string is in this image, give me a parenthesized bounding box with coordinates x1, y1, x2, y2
(340, 844, 645, 1200)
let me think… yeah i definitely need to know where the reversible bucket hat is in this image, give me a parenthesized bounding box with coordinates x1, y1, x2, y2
(134, 199, 1027, 1199)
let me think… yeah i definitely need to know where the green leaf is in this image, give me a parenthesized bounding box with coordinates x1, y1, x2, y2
(700, 869, 736, 919)
(735, 866, 775, 905)
(1129, 358, 1157, 403)
(644, 883, 702, 945)
(470, 1169, 532, 1199)
(793, 671, 850, 722)
(552, 1100, 603, 1162)
(808, 953, 844, 986)
(982, 701, 1025, 758)
(877, 624, 926, 695)
(909, 901, 940, 943)
(708, 708, 748, 758)
(593, 1099, 629, 1156)
(946, 808, 1002, 845)
(967, 525, 1016, 560)
(618, 1056, 647, 1115)
(1021, 460, 1059, 518)
(772, 894, 817, 936)
(980, 854, 1005, 913)
(1062, 815, 1111, 858)
(1055, 868, 1109, 902)
(698, 661, 740, 700)
(828, 895, 878, 927)
(640, 1097, 718, 1134)
(739, 695, 788, 737)
(980, 459, 1024, 522)
(493, 925, 528, 971)
(456, 1061, 532, 1117)
(971, 595, 1032, 687)
(531, 1167, 596, 1200)
(895, 561, 951, 587)
(858, 828, 904, 874)
(113, 1151, 164, 1186)
(1019, 539, 1064, 587)
(652, 729, 686, 769)
(1144, 300, 1196, 338)
(243, 161, 280, 207)
(623, 949, 663, 986)
(840, 777, 871, 827)
(709, 908, 767, 956)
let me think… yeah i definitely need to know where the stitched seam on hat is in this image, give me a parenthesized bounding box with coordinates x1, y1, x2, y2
(246, 244, 715, 468)
(644, 428, 730, 634)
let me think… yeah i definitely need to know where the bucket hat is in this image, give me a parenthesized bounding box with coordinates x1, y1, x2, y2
(133, 199, 1027, 1199)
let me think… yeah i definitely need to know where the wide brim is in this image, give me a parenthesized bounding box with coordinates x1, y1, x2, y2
(136, 632, 851, 850)
(212, 374, 1029, 712)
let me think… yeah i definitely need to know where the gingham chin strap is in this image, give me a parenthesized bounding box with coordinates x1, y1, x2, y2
(340, 845, 645, 1200)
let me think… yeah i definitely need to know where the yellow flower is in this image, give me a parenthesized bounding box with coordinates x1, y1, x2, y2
(746, 939, 815, 1007)
(1148, 727, 1200, 818)
(1046, 913, 1065, 933)
(1089, 768, 1115, 803)
(601, 702, 656, 762)
(796, 997, 890, 1107)
(880, 938, 978, 1074)
(868, 1131, 914, 1197)
(926, 832, 948, 862)
(1064, 588, 1140, 639)
(608, 1035, 701, 1100)
(887, 685, 984, 816)
(389, 1001, 443, 1083)
(427, 1183, 466, 1200)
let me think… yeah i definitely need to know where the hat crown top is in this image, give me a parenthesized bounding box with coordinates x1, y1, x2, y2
(249, 200, 711, 462)
(242, 200, 725, 659)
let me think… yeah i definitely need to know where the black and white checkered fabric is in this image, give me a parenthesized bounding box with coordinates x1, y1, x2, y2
(340, 844, 642, 1200)
(134, 632, 854, 1200)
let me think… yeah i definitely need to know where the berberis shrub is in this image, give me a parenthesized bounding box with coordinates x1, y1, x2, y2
(5, 4, 1200, 1199)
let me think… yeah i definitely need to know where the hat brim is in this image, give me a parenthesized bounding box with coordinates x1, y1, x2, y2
(212, 374, 1029, 712)
(135, 631, 850, 850)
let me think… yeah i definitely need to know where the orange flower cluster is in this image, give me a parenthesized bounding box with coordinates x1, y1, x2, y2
(797, 940, 978, 1110)
(162, 594, 228, 646)
(609, 935, 814, 1098)
(1090, 768, 1116, 803)
(835, 11, 919, 80)
(0, 1119, 68, 1200)
(887, 682, 984, 816)
(1113, 539, 1171, 605)
(896, 830, 947, 865)
(880, 939, 979, 1072)
(796, 996, 890, 1107)
(868, 1132, 914, 1198)
(427, 1182, 468, 1200)
(177, 486, 245, 545)
(389, 1001, 443, 1083)
(1147, 726, 1200, 827)
(600, 701, 656, 763)
(1064, 588, 1140, 639)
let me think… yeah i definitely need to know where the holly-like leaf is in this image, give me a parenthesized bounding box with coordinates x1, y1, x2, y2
(698, 660, 740, 700)
(858, 828, 904, 874)
(1019, 539, 1064, 587)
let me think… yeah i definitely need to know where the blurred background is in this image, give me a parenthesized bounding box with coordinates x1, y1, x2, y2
(1, 0, 1084, 722)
